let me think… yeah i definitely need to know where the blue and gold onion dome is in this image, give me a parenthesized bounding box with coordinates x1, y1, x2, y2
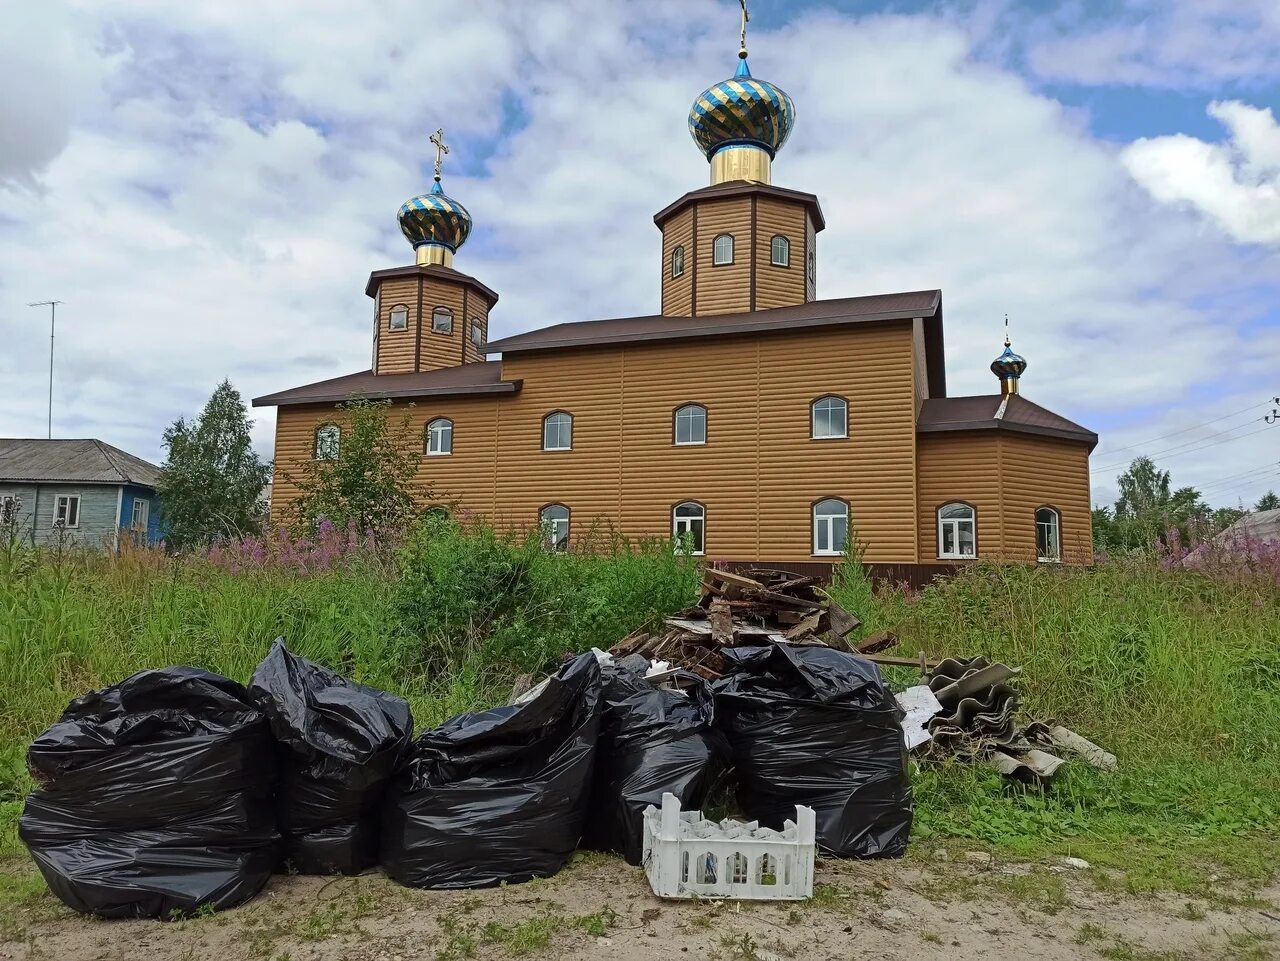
(398, 180, 472, 253)
(688, 57, 796, 160)
(991, 342, 1028, 381)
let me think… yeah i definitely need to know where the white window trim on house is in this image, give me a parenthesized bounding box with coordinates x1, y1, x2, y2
(1036, 507, 1062, 563)
(812, 498, 849, 556)
(542, 412, 573, 451)
(674, 404, 707, 446)
(771, 235, 790, 267)
(810, 395, 848, 439)
(672, 501, 705, 556)
(938, 503, 977, 559)
(426, 418, 453, 456)
(540, 504, 570, 552)
(712, 233, 734, 266)
(54, 494, 81, 529)
(130, 497, 149, 532)
(672, 245, 685, 278)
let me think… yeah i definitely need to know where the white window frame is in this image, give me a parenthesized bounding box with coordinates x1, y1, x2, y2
(426, 417, 453, 456)
(1036, 507, 1062, 563)
(712, 233, 734, 266)
(672, 245, 685, 278)
(674, 404, 707, 446)
(388, 304, 409, 330)
(672, 501, 705, 556)
(54, 494, 81, 529)
(315, 424, 341, 460)
(542, 411, 573, 451)
(812, 498, 849, 557)
(130, 497, 149, 532)
(938, 502, 977, 559)
(808, 247, 815, 282)
(432, 306, 454, 333)
(810, 395, 848, 439)
(771, 235, 790, 267)
(470, 321, 484, 348)
(540, 504, 570, 552)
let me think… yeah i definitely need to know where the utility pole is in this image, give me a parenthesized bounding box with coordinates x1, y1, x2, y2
(27, 301, 63, 439)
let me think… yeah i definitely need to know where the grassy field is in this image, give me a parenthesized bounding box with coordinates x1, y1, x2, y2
(1, 520, 1277, 902)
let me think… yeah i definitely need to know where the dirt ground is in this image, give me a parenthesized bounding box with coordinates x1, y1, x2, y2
(2, 850, 1278, 961)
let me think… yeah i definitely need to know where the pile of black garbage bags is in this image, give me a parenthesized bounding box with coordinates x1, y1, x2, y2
(19, 639, 912, 918)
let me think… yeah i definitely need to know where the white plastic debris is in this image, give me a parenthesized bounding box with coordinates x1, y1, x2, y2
(641, 793, 815, 901)
(895, 685, 944, 750)
(645, 659, 672, 677)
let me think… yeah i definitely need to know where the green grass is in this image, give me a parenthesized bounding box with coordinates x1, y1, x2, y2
(0, 528, 1277, 905)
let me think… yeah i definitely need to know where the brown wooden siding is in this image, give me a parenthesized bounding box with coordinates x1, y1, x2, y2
(805, 214, 817, 302)
(693, 197, 753, 316)
(916, 431, 1093, 563)
(661, 207, 694, 317)
(271, 321, 922, 562)
(753, 198, 807, 310)
(373, 278, 419, 375)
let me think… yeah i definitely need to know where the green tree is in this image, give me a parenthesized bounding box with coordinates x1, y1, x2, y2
(287, 398, 424, 537)
(1099, 458, 1212, 550)
(158, 380, 272, 550)
(1114, 457, 1172, 519)
(1256, 491, 1280, 512)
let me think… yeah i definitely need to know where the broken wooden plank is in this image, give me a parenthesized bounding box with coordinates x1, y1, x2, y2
(709, 598, 734, 647)
(854, 631, 898, 655)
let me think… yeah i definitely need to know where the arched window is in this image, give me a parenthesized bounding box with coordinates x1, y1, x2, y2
(388, 304, 409, 330)
(808, 247, 816, 282)
(314, 424, 340, 460)
(811, 395, 848, 439)
(1036, 507, 1061, 562)
(470, 320, 484, 348)
(539, 503, 570, 552)
(771, 235, 790, 267)
(431, 306, 454, 333)
(813, 498, 849, 556)
(674, 403, 707, 446)
(672, 245, 685, 278)
(425, 417, 453, 456)
(672, 501, 705, 556)
(713, 233, 734, 266)
(938, 502, 977, 559)
(542, 411, 573, 451)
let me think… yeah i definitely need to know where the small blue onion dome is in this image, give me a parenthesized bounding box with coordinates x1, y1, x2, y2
(688, 57, 796, 160)
(991, 341, 1028, 381)
(398, 179, 472, 254)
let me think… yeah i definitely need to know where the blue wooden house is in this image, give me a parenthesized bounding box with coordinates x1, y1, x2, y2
(0, 439, 163, 549)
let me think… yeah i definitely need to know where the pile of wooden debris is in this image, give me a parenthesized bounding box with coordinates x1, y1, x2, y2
(609, 568, 895, 679)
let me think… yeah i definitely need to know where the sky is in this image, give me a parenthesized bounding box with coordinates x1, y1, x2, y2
(1, 0, 1278, 510)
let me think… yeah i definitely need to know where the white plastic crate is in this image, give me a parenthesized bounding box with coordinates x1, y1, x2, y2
(640, 793, 815, 900)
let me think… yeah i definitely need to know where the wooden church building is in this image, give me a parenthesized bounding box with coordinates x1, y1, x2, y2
(255, 20, 1097, 570)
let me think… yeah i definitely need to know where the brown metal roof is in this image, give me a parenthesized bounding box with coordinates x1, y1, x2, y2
(654, 182, 826, 232)
(487, 288, 941, 374)
(917, 395, 1098, 449)
(364, 264, 500, 304)
(0, 438, 161, 487)
(253, 361, 521, 408)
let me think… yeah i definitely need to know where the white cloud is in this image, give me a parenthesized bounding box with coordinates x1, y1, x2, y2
(1122, 101, 1280, 245)
(1026, 0, 1280, 89)
(0, 0, 1276, 514)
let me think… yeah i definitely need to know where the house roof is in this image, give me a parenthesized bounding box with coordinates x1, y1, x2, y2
(917, 394, 1098, 449)
(0, 439, 161, 487)
(364, 263, 500, 304)
(653, 182, 826, 232)
(487, 289, 946, 397)
(252, 361, 521, 408)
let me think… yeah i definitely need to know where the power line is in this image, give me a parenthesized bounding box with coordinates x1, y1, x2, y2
(1197, 466, 1279, 497)
(1095, 418, 1276, 473)
(1104, 400, 1267, 452)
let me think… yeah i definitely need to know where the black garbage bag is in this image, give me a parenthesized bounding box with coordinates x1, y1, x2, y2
(248, 639, 413, 875)
(19, 667, 280, 918)
(581, 666, 724, 865)
(381, 652, 601, 888)
(714, 643, 912, 858)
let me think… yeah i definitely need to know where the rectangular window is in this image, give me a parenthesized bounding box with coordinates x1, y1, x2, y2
(55, 495, 80, 529)
(388, 305, 408, 330)
(130, 498, 149, 531)
(470, 322, 484, 348)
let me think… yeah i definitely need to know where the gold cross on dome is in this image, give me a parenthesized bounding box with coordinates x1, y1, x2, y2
(739, 0, 750, 55)
(430, 128, 450, 182)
